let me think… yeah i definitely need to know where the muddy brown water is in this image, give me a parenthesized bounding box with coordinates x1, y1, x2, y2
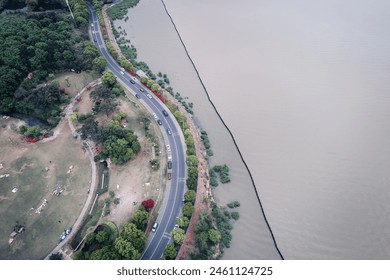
(115, 0, 390, 259)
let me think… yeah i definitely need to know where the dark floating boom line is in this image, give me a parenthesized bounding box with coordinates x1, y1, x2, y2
(160, 0, 284, 260)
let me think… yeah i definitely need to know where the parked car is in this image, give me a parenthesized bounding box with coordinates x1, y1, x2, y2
(167, 161, 172, 169)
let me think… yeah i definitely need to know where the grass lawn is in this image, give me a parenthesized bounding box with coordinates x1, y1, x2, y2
(0, 119, 91, 259)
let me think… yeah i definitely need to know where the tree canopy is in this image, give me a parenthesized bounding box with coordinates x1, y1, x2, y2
(0, 11, 99, 122)
(129, 210, 151, 231)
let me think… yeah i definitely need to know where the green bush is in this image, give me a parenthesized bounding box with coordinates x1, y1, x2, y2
(231, 212, 240, 220)
(227, 201, 240, 208)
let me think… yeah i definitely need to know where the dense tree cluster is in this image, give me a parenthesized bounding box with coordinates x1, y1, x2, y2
(15, 83, 68, 126)
(0, 0, 66, 13)
(74, 213, 150, 260)
(80, 112, 141, 165)
(191, 203, 233, 260)
(129, 210, 151, 231)
(90, 84, 118, 115)
(0, 12, 99, 119)
(67, 0, 89, 26)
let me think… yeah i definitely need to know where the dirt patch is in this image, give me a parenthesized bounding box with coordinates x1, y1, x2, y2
(55, 71, 97, 98)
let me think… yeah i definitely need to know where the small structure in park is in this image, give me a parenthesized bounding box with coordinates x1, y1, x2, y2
(52, 184, 63, 196)
(35, 199, 48, 214)
(136, 70, 148, 79)
(9, 224, 25, 245)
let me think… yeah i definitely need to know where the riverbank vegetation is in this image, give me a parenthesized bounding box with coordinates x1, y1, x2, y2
(107, 0, 140, 21)
(209, 164, 231, 187)
(190, 201, 240, 259)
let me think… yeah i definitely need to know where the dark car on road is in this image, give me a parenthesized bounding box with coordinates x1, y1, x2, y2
(167, 161, 172, 169)
(135, 94, 141, 99)
(139, 88, 144, 92)
(130, 79, 135, 84)
(162, 110, 169, 117)
(157, 119, 162, 126)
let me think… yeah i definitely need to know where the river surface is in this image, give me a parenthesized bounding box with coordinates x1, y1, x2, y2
(115, 0, 390, 259)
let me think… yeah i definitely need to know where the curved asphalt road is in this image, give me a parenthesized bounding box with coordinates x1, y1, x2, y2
(87, 3, 186, 260)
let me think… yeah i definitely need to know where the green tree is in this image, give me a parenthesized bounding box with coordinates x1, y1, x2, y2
(96, 230, 109, 244)
(171, 228, 185, 245)
(119, 223, 146, 252)
(92, 56, 107, 73)
(208, 229, 221, 244)
(85, 232, 96, 246)
(227, 201, 240, 208)
(49, 252, 62, 260)
(90, 85, 115, 101)
(184, 190, 197, 204)
(186, 155, 198, 167)
(146, 79, 153, 88)
(70, 112, 78, 122)
(231, 212, 240, 220)
(182, 202, 194, 218)
(26, 126, 41, 138)
(163, 243, 177, 260)
(19, 125, 27, 135)
(114, 237, 140, 260)
(104, 136, 135, 164)
(101, 70, 117, 87)
(175, 216, 189, 228)
(80, 117, 99, 140)
(140, 76, 148, 84)
(129, 210, 151, 231)
(151, 83, 159, 91)
(89, 245, 121, 260)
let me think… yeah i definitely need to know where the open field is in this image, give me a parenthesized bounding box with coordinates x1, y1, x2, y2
(0, 118, 91, 259)
(55, 71, 97, 98)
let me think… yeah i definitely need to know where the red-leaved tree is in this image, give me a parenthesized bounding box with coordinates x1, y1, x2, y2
(141, 199, 155, 211)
